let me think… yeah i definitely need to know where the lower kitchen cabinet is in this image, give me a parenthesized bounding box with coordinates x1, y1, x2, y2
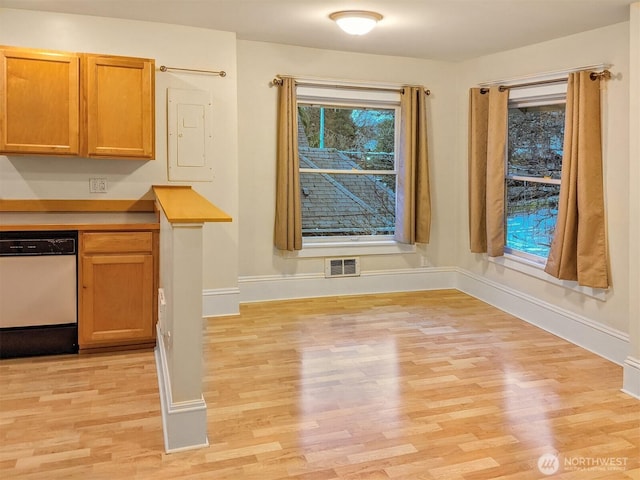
(79, 231, 157, 350)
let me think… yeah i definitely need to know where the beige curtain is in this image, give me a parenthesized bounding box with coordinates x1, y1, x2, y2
(544, 71, 609, 288)
(395, 86, 431, 244)
(274, 77, 302, 251)
(468, 87, 509, 256)
(468, 89, 489, 253)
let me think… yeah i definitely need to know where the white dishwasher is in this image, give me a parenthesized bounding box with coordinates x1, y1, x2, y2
(0, 231, 78, 359)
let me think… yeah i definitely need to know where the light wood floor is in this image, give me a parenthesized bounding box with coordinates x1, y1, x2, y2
(1, 290, 638, 479)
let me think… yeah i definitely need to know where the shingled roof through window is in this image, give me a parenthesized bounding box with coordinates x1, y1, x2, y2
(297, 118, 395, 236)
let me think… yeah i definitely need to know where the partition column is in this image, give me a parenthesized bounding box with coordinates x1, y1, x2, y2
(153, 185, 232, 452)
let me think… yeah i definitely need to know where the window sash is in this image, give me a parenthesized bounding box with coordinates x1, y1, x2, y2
(298, 102, 400, 171)
(506, 174, 561, 185)
(298, 91, 400, 241)
(301, 168, 397, 175)
(503, 246, 547, 265)
(505, 84, 566, 260)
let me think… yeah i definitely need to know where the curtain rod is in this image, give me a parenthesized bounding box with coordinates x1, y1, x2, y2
(479, 69, 612, 94)
(159, 65, 226, 77)
(272, 77, 431, 96)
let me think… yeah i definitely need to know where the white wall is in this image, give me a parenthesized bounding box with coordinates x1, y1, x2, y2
(455, 22, 631, 335)
(236, 41, 458, 280)
(0, 8, 239, 291)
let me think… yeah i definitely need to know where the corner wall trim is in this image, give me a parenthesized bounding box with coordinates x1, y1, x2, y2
(622, 356, 640, 399)
(456, 268, 629, 366)
(154, 326, 209, 453)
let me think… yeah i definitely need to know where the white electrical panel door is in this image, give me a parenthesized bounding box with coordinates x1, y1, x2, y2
(167, 88, 214, 181)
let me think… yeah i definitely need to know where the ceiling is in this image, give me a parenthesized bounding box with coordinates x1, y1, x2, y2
(0, 0, 633, 61)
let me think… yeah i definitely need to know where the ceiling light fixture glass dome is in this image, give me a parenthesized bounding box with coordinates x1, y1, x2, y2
(329, 10, 383, 36)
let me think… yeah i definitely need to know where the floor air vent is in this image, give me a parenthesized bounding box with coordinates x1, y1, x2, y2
(325, 257, 360, 278)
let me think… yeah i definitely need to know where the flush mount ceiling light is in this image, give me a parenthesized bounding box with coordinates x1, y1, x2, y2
(329, 10, 383, 36)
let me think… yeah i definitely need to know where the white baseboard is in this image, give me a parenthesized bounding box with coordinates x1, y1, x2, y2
(202, 287, 240, 318)
(623, 356, 640, 399)
(154, 326, 209, 453)
(238, 267, 458, 304)
(456, 268, 630, 366)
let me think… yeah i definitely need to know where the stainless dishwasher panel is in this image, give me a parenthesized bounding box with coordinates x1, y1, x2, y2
(0, 255, 77, 328)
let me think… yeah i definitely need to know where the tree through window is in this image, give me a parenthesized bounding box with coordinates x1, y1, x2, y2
(506, 98, 565, 260)
(298, 103, 398, 238)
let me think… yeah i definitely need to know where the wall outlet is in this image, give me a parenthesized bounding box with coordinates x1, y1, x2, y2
(89, 178, 108, 193)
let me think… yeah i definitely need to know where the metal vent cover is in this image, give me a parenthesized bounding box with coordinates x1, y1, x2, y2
(325, 257, 360, 278)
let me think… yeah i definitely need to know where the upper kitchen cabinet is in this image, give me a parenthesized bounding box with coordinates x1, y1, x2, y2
(0, 47, 80, 155)
(0, 46, 155, 160)
(82, 54, 155, 159)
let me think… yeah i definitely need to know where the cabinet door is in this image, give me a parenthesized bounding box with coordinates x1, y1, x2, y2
(80, 253, 154, 348)
(0, 47, 79, 155)
(83, 54, 155, 159)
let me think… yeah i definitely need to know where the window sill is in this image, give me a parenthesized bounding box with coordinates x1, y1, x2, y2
(488, 253, 608, 301)
(283, 239, 416, 258)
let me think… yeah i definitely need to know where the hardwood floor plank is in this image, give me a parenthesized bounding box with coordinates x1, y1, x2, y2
(1, 290, 638, 479)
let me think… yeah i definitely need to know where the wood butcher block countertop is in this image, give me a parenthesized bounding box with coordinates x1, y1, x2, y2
(0, 189, 231, 231)
(0, 199, 160, 231)
(153, 185, 232, 223)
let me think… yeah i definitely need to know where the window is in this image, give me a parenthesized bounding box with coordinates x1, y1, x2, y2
(296, 85, 400, 242)
(505, 84, 566, 263)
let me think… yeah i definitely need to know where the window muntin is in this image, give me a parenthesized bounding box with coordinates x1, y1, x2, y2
(298, 102, 399, 239)
(505, 99, 565, 260)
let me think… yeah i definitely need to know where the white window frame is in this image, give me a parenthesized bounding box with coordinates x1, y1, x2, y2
(497, 80, 607, 300)
(504, 82, 566, 263)
(295, 82, 414, 256)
